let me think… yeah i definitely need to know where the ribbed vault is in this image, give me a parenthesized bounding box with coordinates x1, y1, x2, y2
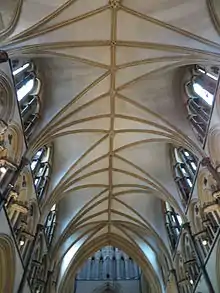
(1, 0, 220, 291)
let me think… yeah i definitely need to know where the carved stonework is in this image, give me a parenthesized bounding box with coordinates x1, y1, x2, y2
(198, 169, 218, 207)
(203, 202, 220, 214)
(12, 201, 29, 214)
(0, 158, 17, 170)
(109, 0, 121, 9)
(212, 190, 220, 200)
(20, 230, 34, 241)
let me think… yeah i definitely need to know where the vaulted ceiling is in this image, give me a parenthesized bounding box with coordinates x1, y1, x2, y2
(1, 0, 220, 291)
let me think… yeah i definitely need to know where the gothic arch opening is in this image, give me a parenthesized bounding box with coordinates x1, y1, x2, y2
(59, 234, 162, 293)
(0, 234, 16, 293)
(76, 246, 140, 281)
(0, 71, 15, 126)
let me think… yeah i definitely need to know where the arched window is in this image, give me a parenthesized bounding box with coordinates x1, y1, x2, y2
(99, 256, 104, 280)
(185, 65, 218, 144)
(31, 146, 51, 201)
(12, 59, 41, 140)
(165, 202, 182, 251)
(44, 204, 56, 246)
(176, 253, 191, 293)
(33, 254, 48, 293)
(76, 246, 140, 281)
(182, 234, 200, 287)
(173, 147, 198, 205)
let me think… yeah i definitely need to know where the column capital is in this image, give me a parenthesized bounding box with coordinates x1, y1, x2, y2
(0, 51, 8, 63)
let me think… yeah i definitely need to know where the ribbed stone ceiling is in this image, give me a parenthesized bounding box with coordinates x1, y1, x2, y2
(1, 0, 220, 290)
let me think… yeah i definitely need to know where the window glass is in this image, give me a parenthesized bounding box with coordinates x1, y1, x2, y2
(193, 83, 213, 106)
(13, 62, 30, 76)
(30, 146, 51, 201)
(165, 202, 182, 251)
(31, 160, 37, 170)
(185, 64, 219, 143)
(12, 59, 40, 139)
(17, 78, 34, 101)
(173, 148, 198, 204)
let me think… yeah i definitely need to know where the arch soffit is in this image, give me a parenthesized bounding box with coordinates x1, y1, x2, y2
(0, 234, 16, 293)
(0, 71, 15, 125)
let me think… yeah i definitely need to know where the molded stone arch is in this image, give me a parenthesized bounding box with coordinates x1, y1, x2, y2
(0, 234, 16, 293)
(59, 233, 162, 293)
(0, 71, 15, 127)
(207, 0, 220, 35)
(0, 0, 22, 38)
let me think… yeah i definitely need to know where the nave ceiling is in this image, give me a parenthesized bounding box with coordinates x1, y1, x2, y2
(1, 0, 220, 290)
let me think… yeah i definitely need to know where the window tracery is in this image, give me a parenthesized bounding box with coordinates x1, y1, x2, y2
(181, 234, 200, 289)
(44, 204, 57, 247)
(188, 201, 213, 261)
(28, 235, 48, 293)
(173, 148, 198, 205)
(76, 246, 140, 281)
(176, 253, 191, 293)
(165, 202, 182, 251)
(4, 168, 38, 260)
(31, 146, 51, 201)
(196, 170, 220, 257)
(185, 65, 219, 144)
(12, 59, 41, 140)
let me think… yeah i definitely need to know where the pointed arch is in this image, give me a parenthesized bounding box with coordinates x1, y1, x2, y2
(59, 233, 162, 293)
(0, 71, 15, 125)
(0, 0, 22, 39)
(0, 234, 16, 293)
(184, 64, 218, 144)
